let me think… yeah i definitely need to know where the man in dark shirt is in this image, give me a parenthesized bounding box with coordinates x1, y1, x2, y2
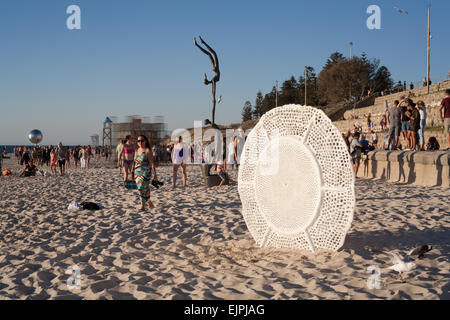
(439, 89, 450, 150)
(57, 142, 67, 176)
(21, 147, 30, 166)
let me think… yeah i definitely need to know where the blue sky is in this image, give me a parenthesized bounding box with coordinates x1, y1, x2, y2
(1, 0, 449, 145)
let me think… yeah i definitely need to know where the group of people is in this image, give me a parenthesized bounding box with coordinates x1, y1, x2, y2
(12, 144, 113, 177)
(344, 89, 450, 176)
(342, 130, 377, 175)
(385, 97, 426, 151)
(115, 128, 247, 210)
(386, 89, 450, 151)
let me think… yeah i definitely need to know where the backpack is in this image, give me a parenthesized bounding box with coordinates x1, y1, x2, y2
(80, 202, 102, 210)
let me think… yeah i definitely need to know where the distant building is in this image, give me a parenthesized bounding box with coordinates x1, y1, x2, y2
(110, 115, 168, 148)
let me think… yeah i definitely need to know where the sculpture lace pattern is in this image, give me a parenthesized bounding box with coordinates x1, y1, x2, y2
(238, 105, 355, 252)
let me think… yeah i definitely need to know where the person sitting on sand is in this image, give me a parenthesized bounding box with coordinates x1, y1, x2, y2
(19, 159, 38, 177)
(133, 135, 158, 211)
(215, 160, 232, 187)
(426, 137, 440, 151)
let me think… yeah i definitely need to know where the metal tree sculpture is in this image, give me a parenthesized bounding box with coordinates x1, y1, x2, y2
(194, 36, 220, 127)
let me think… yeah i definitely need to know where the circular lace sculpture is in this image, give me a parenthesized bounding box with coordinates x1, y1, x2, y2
(238, 105, 355, 252)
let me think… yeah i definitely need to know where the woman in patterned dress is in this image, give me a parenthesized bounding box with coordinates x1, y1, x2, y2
(133, 135, 157, 211)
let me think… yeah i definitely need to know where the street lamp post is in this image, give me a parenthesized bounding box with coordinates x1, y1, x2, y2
(427, 5, 431, 94)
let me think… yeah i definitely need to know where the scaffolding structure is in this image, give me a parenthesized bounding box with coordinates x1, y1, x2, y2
(110, 115, 168, 148)
(102, 117, 113, 149)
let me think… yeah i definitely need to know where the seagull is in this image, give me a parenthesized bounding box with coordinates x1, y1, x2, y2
(394, 7, 408, 14)
(386, 252, 416, 281)
(408, 245, 432, 260)
(218, 95, 222, 103)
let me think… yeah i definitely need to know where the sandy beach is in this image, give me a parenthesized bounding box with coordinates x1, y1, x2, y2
(0, 156, 449, 300)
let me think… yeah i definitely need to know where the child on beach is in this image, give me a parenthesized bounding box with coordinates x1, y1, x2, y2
(216, 160, 232, 187)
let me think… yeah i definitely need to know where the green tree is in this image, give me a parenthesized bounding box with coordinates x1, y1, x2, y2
(253, 91, 264, 119)
(370, 66, 393, 93)
(242, 101, 253, 122)
(279, 76, 298, 106)
(261, 86, 277, 114)
(324, 52, 345, 70)
(318, 54, 392, 104)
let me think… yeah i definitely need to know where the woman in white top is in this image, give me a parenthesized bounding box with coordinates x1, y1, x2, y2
(417, 101, 427, 151)
(172, 136, 187, 188)
(79, 146, 87, 169)
(226, 136, 235, 170)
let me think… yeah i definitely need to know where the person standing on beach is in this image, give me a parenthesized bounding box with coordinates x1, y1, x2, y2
(386, 100, 402, 150)
(350, 132, 362, 176)
(50, 149, 58, 175)
(21, 147, 30, 166)
(172, 136, 187, 188)
(79, 146, 87, 170)
(65, 147, 71, 170)
(73, 146, 80, 168)
(116, 140, 125, 169)
(118, 136, 135, 181)
(96, 146, 101, 162)
(57, 142, 67, 176)
(133, 135, 157, 211)
(405, 100, 419, 151)
(234, 127, 246, 169)
(417, 101, 427, 151)
(438, 89, 450, 150)
(18, 146, 23, 164)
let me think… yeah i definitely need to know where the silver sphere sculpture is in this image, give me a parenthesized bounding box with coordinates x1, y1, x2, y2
(28, 129, 43, 145)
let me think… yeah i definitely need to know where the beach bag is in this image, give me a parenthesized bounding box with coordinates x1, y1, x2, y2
(124, 180, 137, 190)
(80, 202, 102, 210)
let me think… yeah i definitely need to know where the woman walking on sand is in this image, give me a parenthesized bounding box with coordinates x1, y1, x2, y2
(172, 136, 187, 188)
(65, 147, 71, 170)
(50, 149, 58, 175)
(118, 136, 135, 182)
(133, 135, 157, 211)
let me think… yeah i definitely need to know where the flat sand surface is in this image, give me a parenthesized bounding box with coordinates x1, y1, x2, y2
(0, 157, 449, 300)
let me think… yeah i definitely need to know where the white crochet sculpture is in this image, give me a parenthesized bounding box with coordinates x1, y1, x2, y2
(238, 105, 355, 252)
